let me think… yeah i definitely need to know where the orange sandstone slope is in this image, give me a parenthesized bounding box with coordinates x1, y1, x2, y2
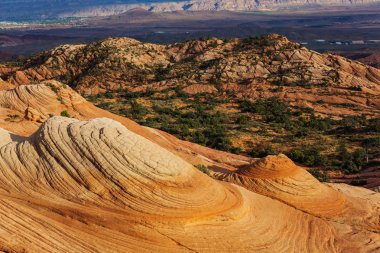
(0, 80, 249, 168)
(0, 81, 380, 252)
(0, 117, 358, 252)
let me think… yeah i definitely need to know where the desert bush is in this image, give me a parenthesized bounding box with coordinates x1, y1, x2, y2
(309, 169, 330, 182)
(249, 143, 278, 158)
(338, 115, 366, 130)
(243, 36, 278, 47)
(352, 148, 366, 168)
(195, 164, 210, 176)
(123, 89, 155, 99)
(236, 115, 250, 125)
(97, 102, 113, 110)
(129, 100, 148, 119)
(269, 86, 284, 92)
(307, 114, 334, 131)
(336, 143, 367, 173)
(47, 83, 59, 93)
(287, 147, 327, 167)
(199, 59, 220, 70)
(342, 160, 360, 173)
(154, 65, 171, 81)
(367, 118, 380, 132)
(240, 97, 291, 123)
(103, 90, 114, 99)
(4, 114, 20, 122)
(60, 110, 70, 117)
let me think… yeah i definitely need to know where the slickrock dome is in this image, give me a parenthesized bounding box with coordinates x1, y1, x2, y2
(0, 81, 251, 168)
(0, 117, 351, 252)
(0, 81, 379, 252)
(221, 154, 348, 217)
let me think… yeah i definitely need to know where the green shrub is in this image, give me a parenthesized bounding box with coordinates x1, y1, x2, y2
(104, 91, 114, 99)
(307, 114, 333, 131)
(243, 35, 278, 47)
(124, 90, 143, 99)
(195, 164, 210, 176)
(236, 115, 250, 126)
(249, 143, 278, 158)
(352, 148, 366, 168)
(129, 100, 148, 119)
(154, 65, 171, 81)
(336, 143, 367, 174)
(97, 102, 113, 110)
(363, 137, 380, 159)
(191, 131, 208, 146)
(60, 110, 70, 117)
(287, 147, 327, 167)
(342, 160, 360, 173)
(199, 59, 220, 70)
(368, 118, 380, 132)
(4, 114, 20, 122)
(203, 126, 233, 151)
(123, 89, 155, 99)
(47, 83, 59, 93)
(339, 115, 366, 130)
(309, 169, 330, 182)
(269, 86, 284, 92)
(239, 97, 291, 123)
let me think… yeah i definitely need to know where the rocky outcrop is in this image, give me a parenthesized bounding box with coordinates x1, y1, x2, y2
(356, 53, 380, 69)
(1, 35, 379, 117)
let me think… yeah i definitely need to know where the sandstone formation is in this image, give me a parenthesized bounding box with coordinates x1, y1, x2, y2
(0, 35, 380, 116)
(0, 80, 379, 252)
(1, 35, 379, 117)
(1, 36, 378, 190)
(219, 154, 380, 233)
(356, 53, 380, 69)
(0, 81, 251, 168)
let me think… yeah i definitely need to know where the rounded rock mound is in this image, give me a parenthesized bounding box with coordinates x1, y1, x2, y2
(222, 154, 348, 217)
(0, 117, 359, 252)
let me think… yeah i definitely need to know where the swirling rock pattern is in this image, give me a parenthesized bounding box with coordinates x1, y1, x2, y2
(219, 154, 348, 217)
(0, 81, 251, 169)
(219, 155, 380, 239)
(0, 82, 379, 252)
(0, 117, 352, 252)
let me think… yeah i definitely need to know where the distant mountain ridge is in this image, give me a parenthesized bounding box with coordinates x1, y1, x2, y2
(2, 0, 380, 20)
(60, 0, 380, 17)
(0, 0, 169, 21)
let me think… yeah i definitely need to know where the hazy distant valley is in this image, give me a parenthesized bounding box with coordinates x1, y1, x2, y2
(1, 7, 380, 66)
(2, 0, 379, 21)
